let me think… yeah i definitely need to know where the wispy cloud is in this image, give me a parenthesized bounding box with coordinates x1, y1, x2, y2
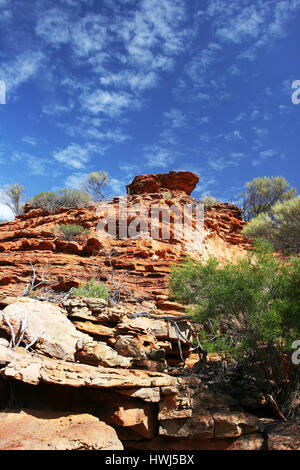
(143, 145, 176, 168)
(208, 152, 245, 171)
(53, 144, 94, 169)
(164, 108, 186, 128)
(0, 51, 44, 95)
(22, 136, 37, 147)
(81, 89, 139, 117)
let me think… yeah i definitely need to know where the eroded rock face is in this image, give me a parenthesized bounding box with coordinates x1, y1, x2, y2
(266, 421, 300, 450)
(0, 410, 123, 450)
(0, 298, 90, 361)
(0, 172, 250, 309)
(126, 171, 199, 196)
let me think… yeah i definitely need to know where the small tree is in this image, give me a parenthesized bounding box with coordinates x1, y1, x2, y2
(241, 176, 296, 221)
(242, 196, 300, 254)
(3, 183, 24, 216)
(83, 171, 109, 201)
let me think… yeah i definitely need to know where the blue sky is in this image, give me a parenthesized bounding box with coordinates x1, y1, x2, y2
(0, 0, 300, 219)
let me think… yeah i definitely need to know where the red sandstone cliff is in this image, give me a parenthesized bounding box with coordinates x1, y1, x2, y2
(0, 171, 249, 313)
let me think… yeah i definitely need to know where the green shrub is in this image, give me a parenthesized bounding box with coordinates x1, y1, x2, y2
(58, 189, 92, 208)
(58, 224, 88, 241)
(30, 189, 92, 212)
(73, 279, 108, 299)
(170, 240, 300, 414)
(242, 196, 300, 254)
(31, 192, 59, 212)
(241, 176, 296, 221)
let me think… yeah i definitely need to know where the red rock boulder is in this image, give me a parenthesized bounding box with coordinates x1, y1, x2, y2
(126, 171, 199, 196)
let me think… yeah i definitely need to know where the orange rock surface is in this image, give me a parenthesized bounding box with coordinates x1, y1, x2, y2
(0, 172, 250, 313)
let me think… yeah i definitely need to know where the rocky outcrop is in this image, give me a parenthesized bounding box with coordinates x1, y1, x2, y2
(1, 171, 281, 451)
(126, 171, 199, 196)
(0, 299, 298, 450)
(0, 172, 250, 309)
(0, 410, 123, 450)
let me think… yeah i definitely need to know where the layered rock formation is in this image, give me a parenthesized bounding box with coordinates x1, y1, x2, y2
(0, 171, 250, 314)
(0, 171, 294, 451)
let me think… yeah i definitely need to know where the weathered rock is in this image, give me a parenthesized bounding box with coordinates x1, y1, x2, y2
(114, 334, 161, 360)
(159, 412, 214, 439)
(126, 171, 199, 196)
(0, 410, 123, 450)
(113, 387, 160, 403)
(227, 433, 265, 450)
(0, 172, 250, 311)
(63, 298, 124, 324)
(266, 421, 300, 450)
(213, 411, 259, 438)
(72, 321, 114, 338)
(111, 401, 157, 439)
(75, 340, 133, 368)
(0, 298, 90, 361)
(1, 350, 177, 388)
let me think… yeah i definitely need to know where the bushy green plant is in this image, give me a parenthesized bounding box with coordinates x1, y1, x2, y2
(31, 192, 59, 212)
(30, 189, 92, 212)
(242, 196, 300, 254)
(58, 224, 89, 241)
(73, 279, 108, 299)
(241, 176, 296, 221)
(58, 189, 92, 207)
(170, 240, 300, 414)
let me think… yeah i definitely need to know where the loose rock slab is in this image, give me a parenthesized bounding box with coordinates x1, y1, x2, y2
(0, 298, 90, 361)
(0, 410, 123, 450)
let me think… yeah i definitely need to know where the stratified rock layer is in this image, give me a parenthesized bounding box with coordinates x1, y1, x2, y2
(0, 172, 250, 313)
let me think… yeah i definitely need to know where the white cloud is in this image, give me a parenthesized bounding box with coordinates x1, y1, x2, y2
(0, 51, 44, 94)
(65, 172, 88, 189)
(215, 5, 264, 44)
(208, 152, 244, 172)
(164, 108, 186, 128)
(143, 145, 175, 168)
(252, 148, 277, 166)
(81, 89, 138, 116)
(22, 136, 37, 146)
(260, 149, 276, 158)
(53, 144, 93, 169)
(99, 70, 158, 92)
(35, 8, 70, 47)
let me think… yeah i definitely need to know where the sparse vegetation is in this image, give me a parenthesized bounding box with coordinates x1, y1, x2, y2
(163, 191, 172, 200)
(30, 189, 93, 212)
(57, 224, 90, 241)
(83, 170, 109, 201)
(241, 176, 296, 221)
(242, 196, 300, 254)
(3, 183, 25, 216)
(72, 279, 109, 299)
(199, 194, 219, 209)
(170, 239, 300, 417)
